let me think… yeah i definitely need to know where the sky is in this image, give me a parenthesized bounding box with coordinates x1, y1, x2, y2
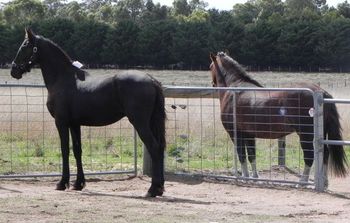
(0, 0, 347, 9)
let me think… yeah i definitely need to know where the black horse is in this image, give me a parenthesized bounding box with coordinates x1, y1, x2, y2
(209, 52, 347, 186)
(11, 29, 166, 197)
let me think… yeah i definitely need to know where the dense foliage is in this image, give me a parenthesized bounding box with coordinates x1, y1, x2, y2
(1, 0, 350, 71)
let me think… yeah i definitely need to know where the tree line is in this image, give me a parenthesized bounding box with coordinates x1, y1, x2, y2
(1, 0, 350, 71)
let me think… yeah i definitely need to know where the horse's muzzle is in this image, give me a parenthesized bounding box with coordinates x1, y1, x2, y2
(10, 62, 24, 79)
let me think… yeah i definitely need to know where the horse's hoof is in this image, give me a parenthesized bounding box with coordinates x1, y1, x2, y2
(145, 186, 164, 198)
(56, 182, 69, 191)
(252, 173, 259, 179)
(71, 182, 86, 191)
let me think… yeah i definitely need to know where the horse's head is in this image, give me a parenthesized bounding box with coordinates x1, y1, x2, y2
(209, 52, 228, 87)
(11, 28, 39, 79)
(209, 53, 218, 87)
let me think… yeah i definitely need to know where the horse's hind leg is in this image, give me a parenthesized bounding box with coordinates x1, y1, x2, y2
(246, 137, 258, 178)
(299, 133, 314, 183)
(131, 120, 163, 197)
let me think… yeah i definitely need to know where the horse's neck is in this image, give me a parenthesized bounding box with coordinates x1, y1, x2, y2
(39, 51, 75, 91)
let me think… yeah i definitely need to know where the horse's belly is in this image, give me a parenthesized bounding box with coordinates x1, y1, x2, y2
(78, 112, 125, 126)
(73, 102, 125, 126)
(239, 123, 294, 139)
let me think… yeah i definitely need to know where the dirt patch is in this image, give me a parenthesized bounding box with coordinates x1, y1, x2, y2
(1, 174, 350, 222)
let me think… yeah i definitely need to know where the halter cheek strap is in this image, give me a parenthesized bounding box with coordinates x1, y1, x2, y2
(12, 39, 39, 72)
(28, 45, 38, 65)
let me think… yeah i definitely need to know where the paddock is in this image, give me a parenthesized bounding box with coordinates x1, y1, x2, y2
(0, 69, 350, 222)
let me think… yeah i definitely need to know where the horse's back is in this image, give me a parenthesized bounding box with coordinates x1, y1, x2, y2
(221, 85, 318, 138)
(71, 71, 160, 126)
(116, 71, 161, 118)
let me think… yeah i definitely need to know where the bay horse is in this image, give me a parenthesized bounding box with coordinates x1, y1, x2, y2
(209, 52, 347, 186)
(10, 29, 166, 197)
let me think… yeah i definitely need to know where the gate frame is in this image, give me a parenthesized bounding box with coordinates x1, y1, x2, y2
(159, 86, 319, 188)
(315, 97, 350, 192)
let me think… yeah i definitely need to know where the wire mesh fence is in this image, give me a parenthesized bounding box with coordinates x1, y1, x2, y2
(164, 87, 318, 187)
(0, 84, 138, 177)
(3, 83, 349, 192)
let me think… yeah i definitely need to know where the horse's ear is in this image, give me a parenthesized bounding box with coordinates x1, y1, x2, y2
(225, 49, 230, 56)
(210, 53, 216, 62)
(25, 28, 36, 43)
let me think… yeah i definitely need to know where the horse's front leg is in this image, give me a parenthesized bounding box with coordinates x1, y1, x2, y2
(55, 121, 70, 190)
(70, 125, 86, 190)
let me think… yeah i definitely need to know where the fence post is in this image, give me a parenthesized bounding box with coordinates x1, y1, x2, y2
(314, 91, 324, 192)
(278, 136, 286, 166)
(133, 128, 139, 176)
(232, 91, 238, 176)
(142, 144, 152, 176)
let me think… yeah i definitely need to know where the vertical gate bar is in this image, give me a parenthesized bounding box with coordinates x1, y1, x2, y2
(10, 87, 13, 172)
(41, 88, 45, 171)
(25, 87, 29, 172)
(200, 97, 203, 173)
(187, 98, 190, 172)
(314, 91, 324, 192)
(232, 91, 238, 176)
(133, 128, 138, 176)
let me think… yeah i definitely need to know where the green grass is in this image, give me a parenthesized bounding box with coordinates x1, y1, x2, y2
(0, 132, 141, 175)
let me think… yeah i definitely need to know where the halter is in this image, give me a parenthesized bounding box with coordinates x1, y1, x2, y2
(12, 38, 39, 73)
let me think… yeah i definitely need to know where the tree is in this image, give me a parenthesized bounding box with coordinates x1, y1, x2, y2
(44, 0, 66, 17)
(138, 20, 176, 66)
(2, 0, 47, 24)
(173, 0, 191, 16)
(139, 1, 169, 25)
(172, 20, 212, 67)
(37, 18, 75, 56)
(284, 0, 318, 18)
(56, 1, 87, 22)
(101, 20, 140, 65)
(233, 1, 260, 24)
(113, 0, 145, 22)
(338, 0, 350, 18)
(70, 20, 109, 64)
(189, 0, 208, 11)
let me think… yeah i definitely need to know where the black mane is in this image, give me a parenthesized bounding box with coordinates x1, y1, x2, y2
(39, 36, 87, 80)
(218, 52, 263, 87)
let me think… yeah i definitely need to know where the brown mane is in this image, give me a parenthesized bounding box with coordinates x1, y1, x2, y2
(217, 52, 263, 87)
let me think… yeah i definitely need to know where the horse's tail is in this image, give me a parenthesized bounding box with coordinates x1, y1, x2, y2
(324, 92, 348, 177)
(150, 78, 166, 152)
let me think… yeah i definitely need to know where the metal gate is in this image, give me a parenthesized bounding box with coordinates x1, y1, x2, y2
(165, 87, 348, 191)
(1, 84, 347, 192)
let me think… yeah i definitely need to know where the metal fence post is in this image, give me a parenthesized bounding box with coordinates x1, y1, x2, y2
(142, 144, 152, 176)
(232, 91, 238, 176)
(314, 91, 325, 192)
(133, 128, 139, 176)
(278, 136, 286, 166)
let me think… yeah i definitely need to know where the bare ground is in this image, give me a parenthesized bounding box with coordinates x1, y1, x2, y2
(1, 174, 350, 223)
